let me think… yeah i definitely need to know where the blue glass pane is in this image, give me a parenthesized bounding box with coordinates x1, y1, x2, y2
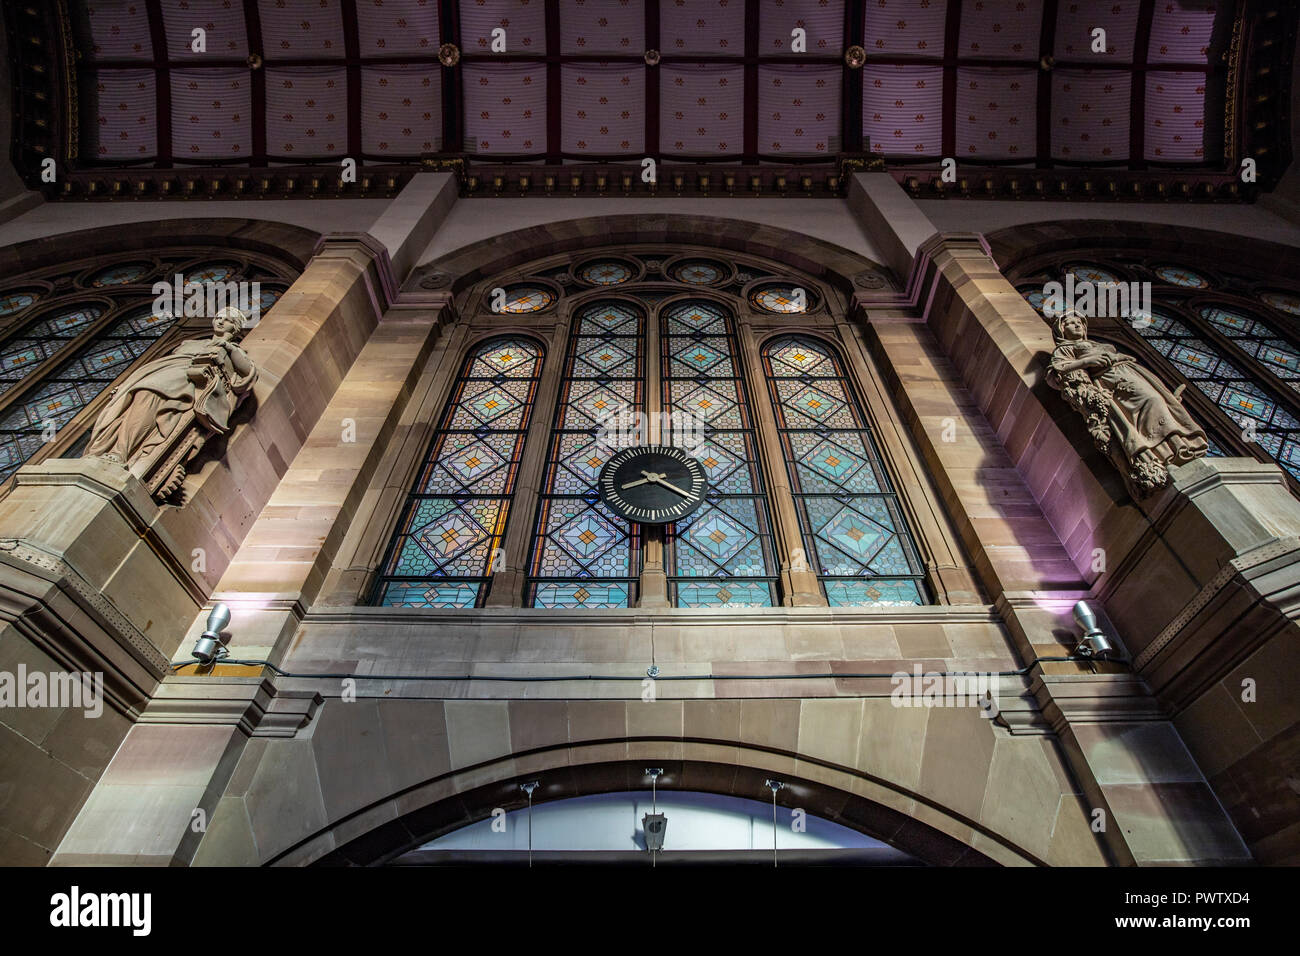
(0, 306, 179, 481)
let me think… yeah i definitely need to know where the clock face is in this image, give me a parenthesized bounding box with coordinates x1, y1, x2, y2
(598, 445, 708, 525)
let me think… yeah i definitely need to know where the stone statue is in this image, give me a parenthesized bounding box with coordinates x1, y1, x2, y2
(1046, 310, 1207, 496)
(87, 307, 257, 503)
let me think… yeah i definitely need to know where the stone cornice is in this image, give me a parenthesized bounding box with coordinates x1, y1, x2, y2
(140, 676, 321, 738)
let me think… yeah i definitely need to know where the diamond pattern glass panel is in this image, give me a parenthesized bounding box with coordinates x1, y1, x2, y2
(1200, 306, 1300, 388)
(374, 337, 543, 608)
(662, 301, 776, 607)
(764, 336, 928, 606)
(0, 304, 180, 481)
(528, 302, 643, 607)
(1129, 308, 1300, 481)
(0, 305, 105, 399)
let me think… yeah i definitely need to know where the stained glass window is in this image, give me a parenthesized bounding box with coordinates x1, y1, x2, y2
(1129, 310, 1300, 480)
(1200, 306, 1300, 388)
(751, 284, 810, 314)
(0, 305, 105, 398)
(1153, 265, 1210, 289)
(374, 337, 543, 608)
(662, 301, 777, 607)
(576, 261, 635, 285)
(528, 302, 644, 608)
(0, 291, 40, 316)
(1065, 263, 1120, 285)
(671, 260, 727, 286)
(763, 336, 929, 606)
(183, 262, 240, 284)
(89, 262, 152, 287)
(497, 286, 556, 314)
(1260, 291, 1300, 317)
(0, 305, 179, 481)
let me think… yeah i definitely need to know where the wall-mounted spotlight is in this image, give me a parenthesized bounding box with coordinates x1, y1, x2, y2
(1072, 600, 1116, 660)
(191, 603, 231, 664)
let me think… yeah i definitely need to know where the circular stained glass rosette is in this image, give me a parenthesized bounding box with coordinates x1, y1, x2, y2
(1261, 291, 1300, 316)
(257, 288, 283, 315)
(750, 284, 809, 314)
(1153, 265, 1210, 289)
(1065, 264, 1120, 285)
(90, 262, 152, 287)
(1019, 287, 1048, 313)
(183, 262, 240, 284)
(0, 290, 39, 316)
(497, 286, 555, 314)
(671, 260, 727, 286)
(576, 261, 634, 285)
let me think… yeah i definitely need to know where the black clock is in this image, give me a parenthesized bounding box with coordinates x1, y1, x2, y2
(598, 445, 709, 525)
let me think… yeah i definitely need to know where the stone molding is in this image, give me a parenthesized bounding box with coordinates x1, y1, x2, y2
(140, 676, 321, 738)
(0, 537, 170, 677)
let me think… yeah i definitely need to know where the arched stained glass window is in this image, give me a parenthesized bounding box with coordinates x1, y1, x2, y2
(662, 301, 776, 607)
(763, 336, 929, 606)
(0, 305, 179, 481)
(374, 337, 543, 608)
(528, 302, 644, 608)
(1128, 310, 1300, 479)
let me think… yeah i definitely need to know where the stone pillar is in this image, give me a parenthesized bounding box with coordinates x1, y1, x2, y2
(856, 226, 1254, 863)
(0, 232, 394, 862)
(181, 297, 453, 664)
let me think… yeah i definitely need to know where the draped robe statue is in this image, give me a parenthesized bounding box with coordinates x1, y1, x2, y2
(1046, 311, 1207, 496)
(87, 307, 257, 502)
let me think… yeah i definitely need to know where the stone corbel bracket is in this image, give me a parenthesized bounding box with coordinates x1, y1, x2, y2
(0, 537, 170, 718)
(140, 675, 321, 738)
(1133, 534, 1300, 708)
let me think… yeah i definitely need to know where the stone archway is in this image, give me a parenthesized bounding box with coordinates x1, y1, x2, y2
(285, 748, 1012, 867)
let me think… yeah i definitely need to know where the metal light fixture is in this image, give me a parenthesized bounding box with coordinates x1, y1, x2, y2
(1072, 600, 1116, 660)
(191, 603, 231, 664)
(643, 768, 666, 856)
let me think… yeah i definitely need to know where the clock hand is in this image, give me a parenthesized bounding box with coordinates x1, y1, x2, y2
(651, 475, 692, 498)
(620, 471, 664, 490)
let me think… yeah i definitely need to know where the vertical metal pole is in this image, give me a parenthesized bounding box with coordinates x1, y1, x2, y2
(766, 779, 784, 868)
(520, 781, 539, 867)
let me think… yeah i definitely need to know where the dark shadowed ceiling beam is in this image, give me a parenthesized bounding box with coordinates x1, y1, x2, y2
(843, 0, 864, 153)
(1036, 0, 1059, 168)
(340, 0, 363, 160)
(545, 0, 561, 163)
(646, 0, 660, 161)
(242, 0, 266, 165)
(1130, 0, 1156, 169)
(144, 0, 172, 166)
(439, 0, 461, 152)
(942, 0, 963, 160)
(743, 0, 759, 162)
